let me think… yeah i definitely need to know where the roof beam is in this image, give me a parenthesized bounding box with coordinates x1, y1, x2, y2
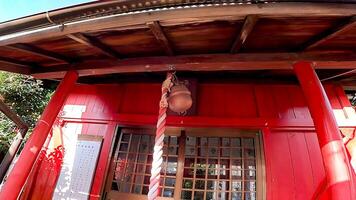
(0, 57, 32, 74)
(147, 21, 174, 56)
(8, 43, 72, 63)
(31, 52, 356, 79)
(0, 3, 356, 46)
(0, 56, 31, 67)
(300, 16, 356, 51)
(67, 33, 121, 59)
(231, 15, 258, 53)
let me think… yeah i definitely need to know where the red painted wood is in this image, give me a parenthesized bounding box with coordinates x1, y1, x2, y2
(305, 132, 327, 198)
(263, 130, 296, 199)
(294, 61, 356, 200)
(272, 85, 296, 119)
(20, 79, 356, 199)
(262, 128, 273, 200)
(288, 131, 315, 199)
(197, 84, 257, 117)
(89, 123, 116, 200)
(254, 85, 279, 118)
(288, 85, 311, 119)
(264, 130, 326, 200)
(0, 71, 78, 200)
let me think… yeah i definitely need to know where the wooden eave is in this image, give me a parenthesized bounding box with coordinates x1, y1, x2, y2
(0, 2, 355, 82)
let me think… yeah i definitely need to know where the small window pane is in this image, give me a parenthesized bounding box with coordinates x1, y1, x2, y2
(134, 175, 143, 185)
(207, 180, 218, 190)
(119, 143, 128, 151)
(122, 134, 130, 142)
(232, 181, 242, 191)
(246, 181, 256, 191)
(183, 179, 193, 189)
(163, 188, 174, 197)
(206, 192, 214, 200)
(243, 138, 254, 147)
(231, 148, 242, 157)
(133, 185, 141, 194)
(184, 168, 195, 177)
(168, 146, 177, 154)
(165, 178, 176, 187)
(194, 191, 204, 200)
(195, 180, 205, 189)
(222, 138, 230, 146)
(245, 148, 255, 158)
(170, 136, 178, 145)
(222, 148, 230, 157)
(244, 170, 256, 180)
(208, 138, 219, 146)
(245, 192, 256, 200)
(181, 190, 192, 200)
(208, 147, 218, 157)
(186, 136, 196, 146)
(185, 146, 196, 156)
(129, 135, 140, 152)
(232, 192, 243, 200)
(231, 138, 241, 147)
(217, 191, 229, 200)
(200, 138, 208, 146)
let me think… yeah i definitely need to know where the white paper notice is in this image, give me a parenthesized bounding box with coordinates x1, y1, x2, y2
(53, 134, 102, 200)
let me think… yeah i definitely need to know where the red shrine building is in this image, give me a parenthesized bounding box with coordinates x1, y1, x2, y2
(0, 1, 356, 200)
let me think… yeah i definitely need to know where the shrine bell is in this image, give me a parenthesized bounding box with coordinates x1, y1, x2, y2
(168, 83, 192, 114)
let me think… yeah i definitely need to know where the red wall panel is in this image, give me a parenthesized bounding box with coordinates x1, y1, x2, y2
(28, 82, 356, 199)
(264, 130, 326, 200)
(197, 84, 258, 117)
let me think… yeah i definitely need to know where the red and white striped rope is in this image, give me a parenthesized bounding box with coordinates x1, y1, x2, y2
(148, 72, 174, 200)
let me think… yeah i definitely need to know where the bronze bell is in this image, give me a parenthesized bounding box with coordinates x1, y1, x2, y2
(168, 84, 192, 114)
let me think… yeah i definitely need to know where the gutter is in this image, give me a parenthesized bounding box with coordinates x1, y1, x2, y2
(2, 0, 356, 37)
(0, 1, 123, 36)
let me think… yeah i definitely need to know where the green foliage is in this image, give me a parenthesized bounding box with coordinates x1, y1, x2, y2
(0, 72, 53, 155)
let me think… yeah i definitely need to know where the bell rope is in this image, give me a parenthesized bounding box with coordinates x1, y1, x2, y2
(148, 72, 174, 200)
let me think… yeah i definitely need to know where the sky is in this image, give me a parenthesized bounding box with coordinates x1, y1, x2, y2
(0, 0, 96, 23)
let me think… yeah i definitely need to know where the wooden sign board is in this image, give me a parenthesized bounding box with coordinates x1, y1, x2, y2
(53, 134, 103, 200)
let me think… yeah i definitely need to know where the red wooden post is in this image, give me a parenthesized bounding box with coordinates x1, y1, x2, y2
(0, 71, 78, 200)
(294, 61, 356, 199)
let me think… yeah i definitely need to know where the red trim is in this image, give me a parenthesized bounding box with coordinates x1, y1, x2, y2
(61, 112, 356, 128)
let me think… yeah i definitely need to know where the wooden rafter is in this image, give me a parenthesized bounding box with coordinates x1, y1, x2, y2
(0, 56, 31, 67)
(8, 43, 72, 63)
(67, 33, 121, 59)
(231, 15, 258, 53)
(300, 16, 356, 51)
(31, 52, 356, 79)
(147, 21, 174, 56)
(0, 58, 32, 74)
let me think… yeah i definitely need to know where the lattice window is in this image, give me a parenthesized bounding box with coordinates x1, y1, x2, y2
(111, 129, 178, 198)
(107, 129, 262, 200)
(181, 137, 257, 200)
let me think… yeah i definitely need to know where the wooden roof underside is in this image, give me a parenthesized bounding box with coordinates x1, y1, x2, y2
(0, 2, 356, 83)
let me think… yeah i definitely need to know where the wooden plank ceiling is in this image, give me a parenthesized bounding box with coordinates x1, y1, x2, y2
(0, 3, 356, 82)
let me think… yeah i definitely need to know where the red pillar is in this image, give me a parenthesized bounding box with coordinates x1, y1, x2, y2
(294, 61, 356, 199)
(0, 71, 78, 200)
